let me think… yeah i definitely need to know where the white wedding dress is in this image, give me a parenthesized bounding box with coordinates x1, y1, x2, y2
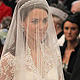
(0, 44, 61, 80)
(0, 0, 64, 80)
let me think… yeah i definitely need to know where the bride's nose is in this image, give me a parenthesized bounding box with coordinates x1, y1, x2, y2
(39, 21, 45, 30)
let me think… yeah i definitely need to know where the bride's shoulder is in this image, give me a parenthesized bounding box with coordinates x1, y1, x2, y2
(1, 52, 14, 60)
(0, 53, 15, 80)
(1, 52, 15, 66)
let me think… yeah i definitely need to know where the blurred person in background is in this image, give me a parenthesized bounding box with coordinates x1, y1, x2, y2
(60, 12, 80, 80)
(46, 0, 58, 5)
(1, 16, 11, 29)
(71, 0, 80, 14)
(0, 16, 12, 45)
(3, 0, 16, 14)
(64, 0, 76, 11)
(49, 3, 69, 46)
(0, 0, 12, 25)
(0, 16, 11, 57)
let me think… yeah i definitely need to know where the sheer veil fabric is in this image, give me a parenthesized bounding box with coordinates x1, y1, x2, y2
(0, 0, 64, 80)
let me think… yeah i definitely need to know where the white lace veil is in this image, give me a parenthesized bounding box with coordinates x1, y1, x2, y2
(0, 0, 64, 80)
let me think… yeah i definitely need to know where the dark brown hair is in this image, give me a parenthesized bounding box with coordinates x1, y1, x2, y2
(62, 12, 80, 31)
(20, 4, 48, 22)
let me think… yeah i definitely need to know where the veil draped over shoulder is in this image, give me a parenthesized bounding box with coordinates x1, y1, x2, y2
(0, 0, 64, 80)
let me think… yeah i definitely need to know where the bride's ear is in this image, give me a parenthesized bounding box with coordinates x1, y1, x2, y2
(21, 22, 25, 28)
(21, 22, 25, 32)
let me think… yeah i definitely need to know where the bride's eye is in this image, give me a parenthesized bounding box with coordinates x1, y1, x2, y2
(43, 17, 48, 24)
(31, 19, 39, 25)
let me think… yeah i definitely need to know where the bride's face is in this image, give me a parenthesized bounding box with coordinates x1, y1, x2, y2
(23, 8, 48, 42)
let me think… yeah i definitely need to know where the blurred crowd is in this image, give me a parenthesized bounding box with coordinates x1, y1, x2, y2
(0, 0, 80, 80)
(0, 0, 17, 56)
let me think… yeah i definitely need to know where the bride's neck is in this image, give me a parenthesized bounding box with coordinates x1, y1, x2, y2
(28, 37, 40, 51)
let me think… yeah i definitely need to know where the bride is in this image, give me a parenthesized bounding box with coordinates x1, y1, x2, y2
(0, 0, 64, 80)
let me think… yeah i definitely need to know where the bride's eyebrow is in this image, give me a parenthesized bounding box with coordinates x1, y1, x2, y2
(31, 17, 48, 20)
(31, 18, 39, 21)
(43, 17, 48, 20)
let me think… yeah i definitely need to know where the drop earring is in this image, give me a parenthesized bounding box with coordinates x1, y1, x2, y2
(22, 26, 25, 32)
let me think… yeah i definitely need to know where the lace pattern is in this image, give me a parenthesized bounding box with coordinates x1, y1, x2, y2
(0, 45, 62, 80)
(0, 52, 15, 80)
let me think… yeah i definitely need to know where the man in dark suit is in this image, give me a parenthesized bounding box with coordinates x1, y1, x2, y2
(70, 48, 80, 80)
